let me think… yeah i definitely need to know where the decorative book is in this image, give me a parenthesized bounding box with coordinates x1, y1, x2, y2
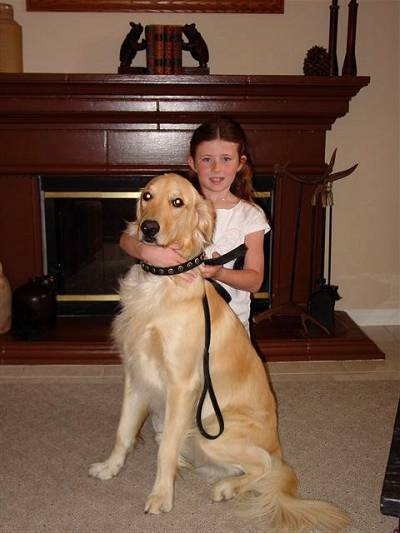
(146, 25, 182, 75)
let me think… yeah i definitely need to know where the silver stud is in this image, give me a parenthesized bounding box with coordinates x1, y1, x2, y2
(168, 268, 174, 275)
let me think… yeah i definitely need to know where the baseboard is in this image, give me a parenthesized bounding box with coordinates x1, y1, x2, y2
(345, 308, 400, 326)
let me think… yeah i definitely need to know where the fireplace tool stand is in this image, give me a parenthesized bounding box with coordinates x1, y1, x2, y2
(253, 150, 358, 336)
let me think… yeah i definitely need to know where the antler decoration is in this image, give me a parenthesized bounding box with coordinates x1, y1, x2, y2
(312, 149, 358, 206)
(274, 149, 358, 207)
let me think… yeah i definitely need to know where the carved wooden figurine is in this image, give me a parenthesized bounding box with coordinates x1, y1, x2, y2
(328, 0, 339, 76)
(119, 22, 146, 68)
(342, 0, 358, 75)
(182, 23, 209, 69)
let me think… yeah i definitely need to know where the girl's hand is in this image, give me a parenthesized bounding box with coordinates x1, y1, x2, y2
(199, 252, 223, 280)
(120, 233, 199, 282)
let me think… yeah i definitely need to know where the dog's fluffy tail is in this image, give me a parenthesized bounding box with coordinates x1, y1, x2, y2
(238, 455, 350, 532)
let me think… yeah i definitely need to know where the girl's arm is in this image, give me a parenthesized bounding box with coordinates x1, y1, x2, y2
(200, 230, 265, 293)
(120, 230, 187, 267)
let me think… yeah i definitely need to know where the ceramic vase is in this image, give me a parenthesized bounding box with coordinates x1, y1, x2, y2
(0, 3, 23, 72)
(13, 276, 57, 339)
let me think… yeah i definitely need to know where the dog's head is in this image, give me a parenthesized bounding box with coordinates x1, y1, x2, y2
(136, 173, 215, 258)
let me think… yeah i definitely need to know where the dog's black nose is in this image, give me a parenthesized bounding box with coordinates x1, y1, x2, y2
(140, 220, 160, 241)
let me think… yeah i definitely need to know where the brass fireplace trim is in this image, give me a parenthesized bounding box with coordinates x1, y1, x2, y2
(57, 294, 120, 301)
(48, 190, 270, 303)
(57, 292, 269, 302)
(44, 191, 270, 199)
(253, 292, 269, 299)
(44, 192, 141, 199)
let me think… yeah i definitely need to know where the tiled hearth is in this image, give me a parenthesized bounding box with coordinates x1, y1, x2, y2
(0, 326, 398, 382)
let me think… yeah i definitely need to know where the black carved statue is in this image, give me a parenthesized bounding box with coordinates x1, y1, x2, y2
(119, 22, 146, 68)
(182, 23, 209, 69)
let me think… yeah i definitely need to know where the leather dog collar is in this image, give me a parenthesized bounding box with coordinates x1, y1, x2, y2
(140, 253, 205, 276)
(139, 244, 247, 277)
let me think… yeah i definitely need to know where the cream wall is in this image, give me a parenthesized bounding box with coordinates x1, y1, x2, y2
(8, 0, 400, 325)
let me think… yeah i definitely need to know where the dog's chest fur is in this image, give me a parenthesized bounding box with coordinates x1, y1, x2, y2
(116, 264, 204, 320)
(112, 265, 205, 401)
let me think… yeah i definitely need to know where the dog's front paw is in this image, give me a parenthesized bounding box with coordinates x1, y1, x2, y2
(144, 491, 173, 514)
(88, 459, 123, 480)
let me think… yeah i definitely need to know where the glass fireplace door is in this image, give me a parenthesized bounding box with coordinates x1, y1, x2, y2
(40, 174, 274, 317)
(41, 176, 146, 315)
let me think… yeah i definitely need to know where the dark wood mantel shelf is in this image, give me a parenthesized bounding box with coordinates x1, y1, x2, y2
(0, 73, 371, 176)
(0, 73, 383, 363)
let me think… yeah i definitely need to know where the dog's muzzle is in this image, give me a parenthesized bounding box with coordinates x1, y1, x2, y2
(140, 219, 160, 243)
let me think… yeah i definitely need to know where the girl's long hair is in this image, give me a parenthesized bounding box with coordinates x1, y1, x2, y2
(188, 117, 256, 202)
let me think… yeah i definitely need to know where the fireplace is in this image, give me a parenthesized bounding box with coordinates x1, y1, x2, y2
(40, 173, 274, 317)
(0, 73, 383, 362)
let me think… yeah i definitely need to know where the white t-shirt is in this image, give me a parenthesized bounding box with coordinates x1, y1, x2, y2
(205, 200, 270, 328)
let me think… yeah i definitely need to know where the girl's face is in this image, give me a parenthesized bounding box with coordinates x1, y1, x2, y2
(188, 139, 246, 199)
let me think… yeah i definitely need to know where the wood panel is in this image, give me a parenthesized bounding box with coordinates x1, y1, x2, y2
(0, 175, 42, 289)
(0, 129, 107, 173)
(108, 130, 193, 167)
(246, 127, 326, 172)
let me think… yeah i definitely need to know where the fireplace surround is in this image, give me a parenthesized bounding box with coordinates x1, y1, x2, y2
(0, 73, 383, 362)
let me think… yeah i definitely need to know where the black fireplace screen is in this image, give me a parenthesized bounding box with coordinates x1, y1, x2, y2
(40, 175, 274, 316)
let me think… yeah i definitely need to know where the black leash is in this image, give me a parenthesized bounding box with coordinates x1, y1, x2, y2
(196, 243, 247, 440)
(196, 291, 225, 439)
(140, 242, 248, 441)
(203, 243, 247, 267)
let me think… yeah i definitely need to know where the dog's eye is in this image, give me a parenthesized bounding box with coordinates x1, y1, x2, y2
(172, 198, 184, 208)
(142, 191, 152, 201)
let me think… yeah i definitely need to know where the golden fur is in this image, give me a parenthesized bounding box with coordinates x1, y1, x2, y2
(89, 173, 349, 531)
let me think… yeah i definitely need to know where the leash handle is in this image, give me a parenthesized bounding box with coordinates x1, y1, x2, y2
(196, 293, 224, 440)
(203, 243, 247, 266)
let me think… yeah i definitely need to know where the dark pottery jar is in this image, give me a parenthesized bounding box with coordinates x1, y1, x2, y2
(12, 276, 57, 339)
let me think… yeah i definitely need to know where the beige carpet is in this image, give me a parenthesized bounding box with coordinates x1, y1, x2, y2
(1, 378, 399, 532)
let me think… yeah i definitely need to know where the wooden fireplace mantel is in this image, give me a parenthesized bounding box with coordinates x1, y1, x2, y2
(0, 73, 369, 175)
(0, 73, 383, 363)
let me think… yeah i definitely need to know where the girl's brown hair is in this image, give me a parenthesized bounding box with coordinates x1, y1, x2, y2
(188, 117, 256, 202)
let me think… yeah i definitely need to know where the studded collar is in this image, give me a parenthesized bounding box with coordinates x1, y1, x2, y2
(140, 253, 205, 276)
(139, 243, 247, 277)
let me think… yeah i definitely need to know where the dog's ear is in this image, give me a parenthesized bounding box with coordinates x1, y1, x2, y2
(196, 197, 215, 245)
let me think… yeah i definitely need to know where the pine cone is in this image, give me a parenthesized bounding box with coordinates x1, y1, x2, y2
(303, 46, 330, 76)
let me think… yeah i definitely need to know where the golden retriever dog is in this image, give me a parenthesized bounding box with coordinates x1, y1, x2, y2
(89, 173, 349, 531)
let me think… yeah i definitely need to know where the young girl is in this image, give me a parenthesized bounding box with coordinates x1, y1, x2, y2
(120, 117, 270, 333)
